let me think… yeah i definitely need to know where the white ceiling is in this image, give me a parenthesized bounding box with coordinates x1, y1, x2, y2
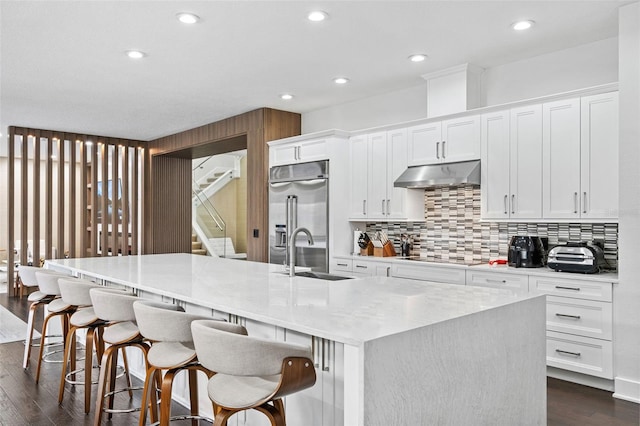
(0, 1, 630, 142)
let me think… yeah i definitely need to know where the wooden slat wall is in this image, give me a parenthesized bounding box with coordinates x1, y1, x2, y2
(146, 108, 301, 261)
(5, 127, 144, 290)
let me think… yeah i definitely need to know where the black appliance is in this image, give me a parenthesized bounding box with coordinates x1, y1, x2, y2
(508, 236, 546, 268)
(547, 242, 607, 274)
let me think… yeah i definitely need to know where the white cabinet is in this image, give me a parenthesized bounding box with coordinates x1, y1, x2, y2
(352, 258, 392, 277)
(330, 257, 353, 274)
(580, 92, 619, 219)
(529, 275, 613, 379)
(391, 262, 466, 285)
(543, 92, 619, 219)
(408, 115, 480, 166)
(270, 138, 328, 166)
(349, 130, 423, 221)
(465, 270, 529, 294)
(481, 105, 543, 219)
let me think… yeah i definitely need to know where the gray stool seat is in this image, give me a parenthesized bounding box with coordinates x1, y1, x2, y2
(102, 321, 140, 345)
(191, 319, 316, 426)
(70, 307, 101, 327)
(147, 341, 196, 369)
(47, 297, 73, 313)
(27, 290, 51, 302)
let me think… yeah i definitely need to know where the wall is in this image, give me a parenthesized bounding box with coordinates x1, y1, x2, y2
(615, 2, 640, 403)
(302, 38, 618, 133)
(365, 186, 618, 268)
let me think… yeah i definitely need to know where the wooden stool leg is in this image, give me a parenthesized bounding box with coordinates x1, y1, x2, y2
(94, 344, 116, 426)
(188, 368, 199, 426)
(106, 346, 119, 419)
(159, 369, 177, 426)
(84, 326, 96, 414)
(35, 311, 54, 382)
(22, 301, 40, 369)
(138, 365, 156, 426)
(59, 326, 78, 404)
(121, 348, 134, 399)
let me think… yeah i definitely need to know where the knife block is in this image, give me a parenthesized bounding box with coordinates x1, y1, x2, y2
(360, 242, 373, 256)
(374, 241, 396, 257)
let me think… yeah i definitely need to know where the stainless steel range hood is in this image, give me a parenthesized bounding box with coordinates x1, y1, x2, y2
(394, 160, 481, 188)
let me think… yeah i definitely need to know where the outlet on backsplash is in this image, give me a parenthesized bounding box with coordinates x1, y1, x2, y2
(365, 186, 618, 268)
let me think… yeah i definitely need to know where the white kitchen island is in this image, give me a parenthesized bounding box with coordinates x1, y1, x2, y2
(47, 253, 547, 426)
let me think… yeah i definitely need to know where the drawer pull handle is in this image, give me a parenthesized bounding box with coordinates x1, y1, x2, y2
(355, 265, 368, 269)
(555, 286, 581, 291)
(555, 349, 581, 357)
(555, 313, 581, 319)
(337, 263, 348, 267)
(486, 279, 507, 284)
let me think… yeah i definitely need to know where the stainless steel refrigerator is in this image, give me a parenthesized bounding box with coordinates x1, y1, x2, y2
(268, 160, 329, 272)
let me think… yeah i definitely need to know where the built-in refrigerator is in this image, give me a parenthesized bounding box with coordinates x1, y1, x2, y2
(268, 160, 328, 272)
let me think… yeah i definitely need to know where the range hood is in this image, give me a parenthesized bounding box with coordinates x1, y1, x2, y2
(394, 160, 481, 188)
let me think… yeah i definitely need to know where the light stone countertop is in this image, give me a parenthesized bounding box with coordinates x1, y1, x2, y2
(47, 253, 541, 347)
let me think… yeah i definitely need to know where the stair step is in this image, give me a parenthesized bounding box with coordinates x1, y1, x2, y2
(192, 249, 207, 255)
(192, 234, 197, 242)
(192, 241, 202, 249)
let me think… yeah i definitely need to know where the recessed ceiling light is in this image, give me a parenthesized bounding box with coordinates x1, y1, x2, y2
(280, 94, 294, 100)
(126, 50, 147, 59)
(176, 12, 200, 24)
(408, 54, 428, 63)
(308, 11, 328, 22)
(512, 20, 534, 31)
(333, 77, 349, 85)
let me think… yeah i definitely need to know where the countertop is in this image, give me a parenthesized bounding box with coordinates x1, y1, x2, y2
(334, 253, 619, 283)
(46, 253, 538, 347)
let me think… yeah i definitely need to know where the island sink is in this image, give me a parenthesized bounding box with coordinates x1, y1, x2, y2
(293, 271, 353, 281)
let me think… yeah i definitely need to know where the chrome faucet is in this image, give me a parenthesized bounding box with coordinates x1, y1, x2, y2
(288, 227, 314, 277)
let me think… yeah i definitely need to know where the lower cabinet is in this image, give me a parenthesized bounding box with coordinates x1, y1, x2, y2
(391, 262, 466, 285)
(330, 256, 391, 277)
(465, 270, 529, 294)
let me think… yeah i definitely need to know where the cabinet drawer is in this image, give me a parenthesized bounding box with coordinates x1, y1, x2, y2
(546, 331, 613, 379)
(466, 271, 529, 294)
(546, 296, 612, 340)
(529, 275, 612, 302)
(331, 258, 352, 273)
(391, 263, 466, 285)
(352, 260, 391, 277)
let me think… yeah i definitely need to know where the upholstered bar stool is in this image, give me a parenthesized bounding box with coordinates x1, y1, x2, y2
(58, 278, 107, 414)
(90, 287, 149, 425)
(20, 265, 71, 369)
(33, 271, 77, 383)
(191, 320, 317, 426)
(133, 300, 240, 426)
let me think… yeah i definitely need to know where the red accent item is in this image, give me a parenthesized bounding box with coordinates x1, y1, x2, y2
(489, 259, 508, 266)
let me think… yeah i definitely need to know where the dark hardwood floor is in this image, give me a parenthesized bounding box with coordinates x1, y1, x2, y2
(1, 291, 638, 425)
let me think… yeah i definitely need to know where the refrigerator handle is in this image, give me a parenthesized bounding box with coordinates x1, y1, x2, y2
(285, 196, 291, 266)
(292, 195, 298, 231)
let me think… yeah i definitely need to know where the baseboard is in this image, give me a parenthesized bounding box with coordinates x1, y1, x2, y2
(547, 367, 614, 391)
(613, 377, 640, 403)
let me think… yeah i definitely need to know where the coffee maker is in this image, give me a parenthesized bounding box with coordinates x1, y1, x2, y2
(508, 236, 546, 268)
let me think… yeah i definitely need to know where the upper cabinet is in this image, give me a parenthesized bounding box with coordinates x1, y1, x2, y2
(270, 137, 328, 166)
(349, 129, 423, 221)
(408, 115, 480, 166)
(481, 105, 543, 219)
(543, 92, 619, 220)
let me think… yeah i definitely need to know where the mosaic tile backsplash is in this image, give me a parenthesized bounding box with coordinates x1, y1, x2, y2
(365, 186, 618, 269)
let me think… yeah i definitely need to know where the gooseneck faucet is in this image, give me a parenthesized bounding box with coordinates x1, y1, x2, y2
(289, 227, 314, 277)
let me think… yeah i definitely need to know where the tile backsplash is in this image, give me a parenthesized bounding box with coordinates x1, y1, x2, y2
(364, 186, 618, 269)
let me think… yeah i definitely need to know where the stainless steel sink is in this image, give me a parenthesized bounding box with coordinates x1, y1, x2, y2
(283, 271, 353, 281)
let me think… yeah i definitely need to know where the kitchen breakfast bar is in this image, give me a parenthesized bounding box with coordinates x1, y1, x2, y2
(47, 253, 546, 426)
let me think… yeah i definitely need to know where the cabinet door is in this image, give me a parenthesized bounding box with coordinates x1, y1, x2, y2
(367, 132, 388, 220)
(349, 136, 368, 219)
(510, 104, 543, 219)
(442, 115, 481, 162)
(298, 139, 328, 163)
(480, 110, 511, 219)
(407, 122, 441, 166)
(543, 98, 581, 219)
(580, 92, 619, 219)
(386, 129, 409, 219)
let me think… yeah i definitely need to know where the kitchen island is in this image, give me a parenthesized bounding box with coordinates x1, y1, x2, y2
(47, 253, 546, 426)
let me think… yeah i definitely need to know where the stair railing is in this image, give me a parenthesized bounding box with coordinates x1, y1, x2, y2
(192, 183, 226, 257)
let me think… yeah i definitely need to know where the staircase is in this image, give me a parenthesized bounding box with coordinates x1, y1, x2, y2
(192, 234, 207, 256)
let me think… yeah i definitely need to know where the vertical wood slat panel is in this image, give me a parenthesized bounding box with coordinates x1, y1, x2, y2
(21, 131, 28, 265)
(33, 130, 41, 264)
(80, 137, 88, 256)
(46, 132, 53, 260)
(7, 128, 16, 290)
(91, 140, 99, 256)
(100, 141, 108, 255)
(69, 135, 77, 258)
(57, 134, 65, 258)
(131, 147, 139, 255)
(111, 140, 119, 254)
(121, 143, 130, 255)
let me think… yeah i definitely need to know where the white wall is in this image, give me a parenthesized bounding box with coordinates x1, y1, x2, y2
(302, 38, 618, 133)
(615, 2, 640, 404)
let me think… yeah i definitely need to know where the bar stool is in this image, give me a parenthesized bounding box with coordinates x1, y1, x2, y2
(20, 265, 71, 369)
(90, 287, 149, 425)
(58, 278, 107, 414)
(134, 300, 240, 426)
(33, 271, 77, 383)
(191, 320, 316, 426)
